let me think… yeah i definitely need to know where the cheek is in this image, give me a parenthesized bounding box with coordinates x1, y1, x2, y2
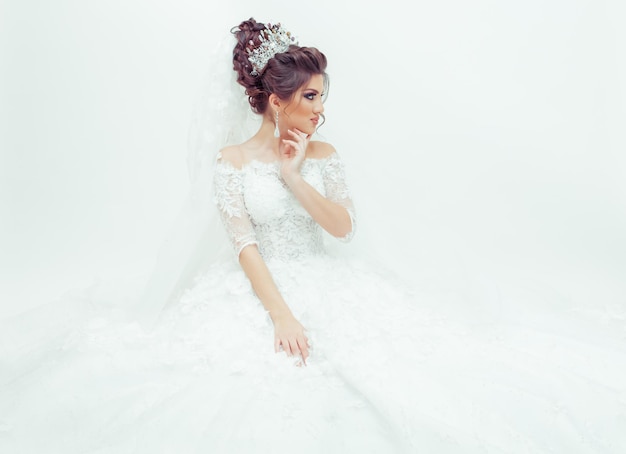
(294, 104, 311, 118)
(285, 102, 311, 126)
(286, 109, 305, 125)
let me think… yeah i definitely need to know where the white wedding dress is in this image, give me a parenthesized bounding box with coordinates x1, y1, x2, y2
(1, 151, 625, 453)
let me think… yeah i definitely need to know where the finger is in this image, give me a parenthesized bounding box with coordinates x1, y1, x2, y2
(297, 338, 309, 364)
(288, 129, 302, 138)
(280, 338, 291, 356)
(296, 339, 309, 363)
(287, 130, 308, 146)
(280, 140, 293, 151)
(281, 139, 299, 150)
(296, 129, 311, 142)
(288, 338, 300, 357)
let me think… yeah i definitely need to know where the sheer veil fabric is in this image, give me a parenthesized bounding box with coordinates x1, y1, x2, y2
(133, 33, 261, 326)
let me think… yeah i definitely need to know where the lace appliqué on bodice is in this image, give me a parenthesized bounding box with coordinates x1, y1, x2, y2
(213, 152, 356, 262)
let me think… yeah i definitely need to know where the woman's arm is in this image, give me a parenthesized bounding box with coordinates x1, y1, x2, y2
(281, 130, 354, 239)
(214, 150, 309, 364)
(239, 245, 309, 363)
(283, 173, 352, 238)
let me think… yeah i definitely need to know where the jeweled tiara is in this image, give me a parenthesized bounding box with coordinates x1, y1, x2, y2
(247, 23, 298, 76)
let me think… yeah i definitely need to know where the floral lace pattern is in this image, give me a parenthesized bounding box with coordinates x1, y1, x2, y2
(214, 152, 356, 261)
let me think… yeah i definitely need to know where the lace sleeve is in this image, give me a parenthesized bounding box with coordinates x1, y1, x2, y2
(213, 154, 258, 256)
(322, 153, 356, 242)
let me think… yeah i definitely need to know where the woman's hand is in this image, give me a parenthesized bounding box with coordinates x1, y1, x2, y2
(280, 128, 310, 184)
(273, 313, 310, 365)
(239, 247, 310, 366)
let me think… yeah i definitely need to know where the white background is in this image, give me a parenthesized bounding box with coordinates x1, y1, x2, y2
(1, 0, 625, 319)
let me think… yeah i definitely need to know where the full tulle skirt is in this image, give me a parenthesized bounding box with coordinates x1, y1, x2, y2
(1, 255, 625, 453)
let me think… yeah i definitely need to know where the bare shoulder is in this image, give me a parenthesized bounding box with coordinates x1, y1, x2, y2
(306, 141, 337, 160)
(217, 145, 245, 169)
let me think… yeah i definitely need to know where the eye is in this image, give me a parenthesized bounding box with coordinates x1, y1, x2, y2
(304, 92, 317, 100)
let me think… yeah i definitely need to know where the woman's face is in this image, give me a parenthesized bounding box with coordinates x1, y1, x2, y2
(281, 74, 325, 136)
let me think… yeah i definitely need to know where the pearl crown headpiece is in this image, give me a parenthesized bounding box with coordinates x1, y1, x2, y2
(247, 23, 298, 76)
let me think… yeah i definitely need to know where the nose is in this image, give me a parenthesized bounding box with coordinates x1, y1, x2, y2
(314, 98, 324, 114)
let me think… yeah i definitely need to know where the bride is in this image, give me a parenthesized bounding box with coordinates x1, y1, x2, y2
(1, 17, 624, 454)
(219, 19, 355, 365)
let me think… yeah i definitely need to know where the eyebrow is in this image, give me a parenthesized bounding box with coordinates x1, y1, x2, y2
(303, 88, 320, 93)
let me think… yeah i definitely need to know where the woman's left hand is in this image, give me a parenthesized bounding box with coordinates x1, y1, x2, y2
(280, 128, 310, 184)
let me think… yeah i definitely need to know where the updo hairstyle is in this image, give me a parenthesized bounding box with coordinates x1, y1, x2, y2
(232, 18, 328, 115)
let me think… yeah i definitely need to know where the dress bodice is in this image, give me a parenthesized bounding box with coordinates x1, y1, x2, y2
(213, 151, 355, 262)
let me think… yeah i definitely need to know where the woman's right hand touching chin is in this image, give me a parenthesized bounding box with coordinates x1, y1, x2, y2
(272, 313, 310, 366)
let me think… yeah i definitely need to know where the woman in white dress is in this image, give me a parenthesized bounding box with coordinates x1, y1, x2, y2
(220, 18, 357, 366)
(1, 17, 624, 454)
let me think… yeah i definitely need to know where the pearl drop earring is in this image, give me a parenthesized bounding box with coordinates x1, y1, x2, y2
(274, 110, 280, 138)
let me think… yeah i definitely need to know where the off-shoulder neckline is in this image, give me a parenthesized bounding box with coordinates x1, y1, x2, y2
(216, 151, 339, 171)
